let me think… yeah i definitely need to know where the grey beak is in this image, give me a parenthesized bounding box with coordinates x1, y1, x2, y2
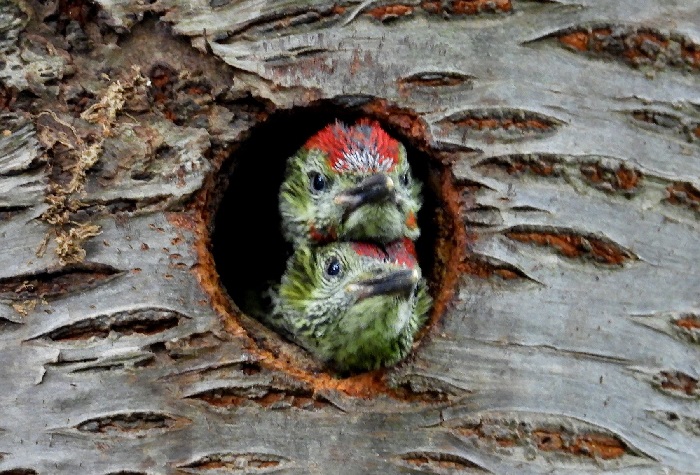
(346, 268, 419, 301)
(333, 174, 395, 213)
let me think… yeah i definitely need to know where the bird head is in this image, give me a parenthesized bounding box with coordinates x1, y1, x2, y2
(279, 119, 422, 245)
(273, 239, 431, 371)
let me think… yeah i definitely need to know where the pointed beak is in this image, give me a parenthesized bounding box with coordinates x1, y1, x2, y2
(333, 174, 395, 213)
(346, 268, 419, 301)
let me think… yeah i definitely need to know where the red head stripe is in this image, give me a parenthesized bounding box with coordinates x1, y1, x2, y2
(385, 238, 418, 268)
(350, 242, 387, 260)
(304, 119, 400, 173)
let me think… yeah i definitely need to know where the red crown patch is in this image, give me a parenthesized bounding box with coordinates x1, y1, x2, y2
(385, 238, 418, 269)
(305, 119, 400, 173)
(350, 242, 387, 260)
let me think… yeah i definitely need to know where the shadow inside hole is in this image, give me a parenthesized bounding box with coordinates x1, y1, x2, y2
(213, 102, 440, 322)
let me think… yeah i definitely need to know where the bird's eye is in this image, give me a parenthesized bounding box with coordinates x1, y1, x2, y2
(310, 172, 327, 192)
(325, 257, 342, 277)
(401, 172, 410, 186)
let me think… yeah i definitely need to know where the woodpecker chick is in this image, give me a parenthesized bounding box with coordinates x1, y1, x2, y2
(280, 119, 422, 246)
(269, 239, 431, 372)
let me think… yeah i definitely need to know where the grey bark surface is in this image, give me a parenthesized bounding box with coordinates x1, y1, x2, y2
(1, 0, 699, 474)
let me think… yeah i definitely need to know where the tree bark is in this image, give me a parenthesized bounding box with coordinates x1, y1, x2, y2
(1, 0, 699, 474)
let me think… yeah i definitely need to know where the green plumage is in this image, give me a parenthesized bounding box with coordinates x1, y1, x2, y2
(266, 120, 431, 372)
(279, 145, 422, 246)
(267, 242, 431, 372)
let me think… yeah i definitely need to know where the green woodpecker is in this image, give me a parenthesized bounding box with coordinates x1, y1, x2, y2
(279, 119, 422, 246)
(268, 239, 431, 372)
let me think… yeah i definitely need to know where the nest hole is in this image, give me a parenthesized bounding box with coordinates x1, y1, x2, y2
(212, 100, 450, 349)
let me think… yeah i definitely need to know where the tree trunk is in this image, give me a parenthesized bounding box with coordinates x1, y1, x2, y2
(1, 0, 699, 473)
